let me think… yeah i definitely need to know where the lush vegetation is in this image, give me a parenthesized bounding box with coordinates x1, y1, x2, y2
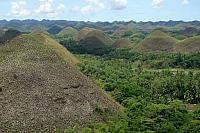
(60, 54, 200, 132)
(59, 38, 200, 69)
(107, 49, 200, 69)
(58, 38, 200, 133)
(59, 37, 113, 56)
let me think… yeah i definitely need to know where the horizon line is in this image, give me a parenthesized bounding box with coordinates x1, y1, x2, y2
(0, 19, 200, 23)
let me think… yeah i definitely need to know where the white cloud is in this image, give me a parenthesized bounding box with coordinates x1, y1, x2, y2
(57, 3, 65, 11)
(35, 0, 54, 14)
(35, 0, 65, 18)
(152, 0, 164, 8)
(71, 0, 105, 15)
(152, 0, 189, 8)
(109, 0, 127, 10)
(11, 1, 30, 16)
(181, 0, 189, 5)
(6, 0, 65, 18)
(71, 0, 128, 15)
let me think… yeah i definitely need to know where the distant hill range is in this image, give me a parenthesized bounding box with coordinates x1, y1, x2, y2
(0, 19, 200, 33)
(1, 20, 200, 53)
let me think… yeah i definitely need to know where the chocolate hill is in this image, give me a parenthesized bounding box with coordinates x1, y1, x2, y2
(113, 38, 132, 48)
(79, 28, 113, 49)
(0, 33, 121, 132)
(137, 30, 178, 52)
(181, 27, 199, 37)
(58, 27, 79, 40)
(174, 36, 200, 53)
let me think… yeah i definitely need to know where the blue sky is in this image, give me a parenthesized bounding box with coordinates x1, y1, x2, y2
(0, 0, 199, 22)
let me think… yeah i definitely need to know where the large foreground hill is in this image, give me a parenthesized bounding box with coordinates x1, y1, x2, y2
(0, 33, 121, 132)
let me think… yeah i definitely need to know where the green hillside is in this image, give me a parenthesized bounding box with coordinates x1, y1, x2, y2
(58, 27, 79, 40)
(47, 25, 63, 35)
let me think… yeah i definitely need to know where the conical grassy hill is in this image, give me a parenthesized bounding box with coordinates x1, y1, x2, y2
(0, 34, 121, 132)
(137, 30, 178, 52)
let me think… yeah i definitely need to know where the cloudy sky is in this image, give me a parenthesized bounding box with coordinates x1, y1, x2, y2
(0, 0, 199, 21)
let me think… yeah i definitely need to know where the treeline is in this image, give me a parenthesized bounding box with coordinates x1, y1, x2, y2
(59, 37, 113, 56)
(107, 49, 200, 69)
(59, 37, 200, 69)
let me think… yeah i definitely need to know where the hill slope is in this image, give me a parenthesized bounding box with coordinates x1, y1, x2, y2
(112, 26, 129, 36)
(174, 36, 200, 53)
(79, 29, 113, 49)
(31, 28, 49, 35)
(181, 27, 199, 37)
(33, 33, 79, 65)
(58, 27, 78, 40)
(47, 25, 62, 35)
(113, 38, 132, 48)
(78, 27, 95, 41)
(137, 30, 178, 52)
(0, 34, 121, 132)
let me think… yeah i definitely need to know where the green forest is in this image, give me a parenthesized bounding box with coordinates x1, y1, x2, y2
(56, 49, 200, 132)
(54, 26, 200, 132)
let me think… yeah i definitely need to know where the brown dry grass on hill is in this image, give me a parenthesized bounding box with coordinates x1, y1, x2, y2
(181, 27, 199, 37)
(112, 26, 129, 36)
(31, 28, 49, 35)
(78, 27, 95, 41)
(174, 35, 200, 53)
(136, 30, 178, 52)
(33, 33, 79, 65)
(79, 29, 113, 49)
(113, 38, 132, 48)
(0, 34, 122, 132)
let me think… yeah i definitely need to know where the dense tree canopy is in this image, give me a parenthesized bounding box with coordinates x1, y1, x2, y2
(57, 54, 200, 133)
(56, 36, 200, 133)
